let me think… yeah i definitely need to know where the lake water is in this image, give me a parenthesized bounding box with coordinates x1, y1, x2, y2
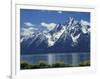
(21, 52, 90, 66)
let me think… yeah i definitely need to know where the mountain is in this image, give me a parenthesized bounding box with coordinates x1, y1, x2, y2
(21, 17, 90, 54)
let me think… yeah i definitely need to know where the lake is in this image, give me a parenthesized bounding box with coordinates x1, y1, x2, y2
(21, 52, 90, 66)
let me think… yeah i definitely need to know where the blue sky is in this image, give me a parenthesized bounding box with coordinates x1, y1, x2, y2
(20, 9, 90, 28)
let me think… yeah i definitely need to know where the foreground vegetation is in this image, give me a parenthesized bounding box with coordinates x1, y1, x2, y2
(20, 60, 90, 69)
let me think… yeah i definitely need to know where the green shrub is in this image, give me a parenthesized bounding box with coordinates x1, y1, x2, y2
(20, 61, 30, 69)
(79, 60, 90, 66)
(52, 62, 67, 67)
(29, 64, 39, 69)
(38, 61, 50, 68)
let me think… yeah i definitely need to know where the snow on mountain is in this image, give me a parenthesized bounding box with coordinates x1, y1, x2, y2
(80, 20, 90, 26)
(20, 27, 39, 43)
(71, 33, 80, 46)
(45, 24, 66, 47)
(45, 33, 54, 47)
(80, 20, 90, 34)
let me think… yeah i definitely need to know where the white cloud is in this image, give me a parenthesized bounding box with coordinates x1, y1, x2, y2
(41, 22, 56, 31)
(21, 22, 39, 36)
(41, 22, 48, 27)
(21, 27, 38, 36)
(24, 22, 34, 27)
(28, 27, 38, 30)
(21, 28, 33, 36)
(57, 11, 63, 14)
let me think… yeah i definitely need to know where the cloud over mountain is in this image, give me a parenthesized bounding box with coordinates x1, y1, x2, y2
(24, 22, 34, 27)
(41, 22, 56, 31)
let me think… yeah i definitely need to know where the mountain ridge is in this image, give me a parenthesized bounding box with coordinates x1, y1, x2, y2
(21, 17, 90, 54)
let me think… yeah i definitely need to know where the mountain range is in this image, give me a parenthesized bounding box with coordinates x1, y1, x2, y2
(21, 17, 90, 54)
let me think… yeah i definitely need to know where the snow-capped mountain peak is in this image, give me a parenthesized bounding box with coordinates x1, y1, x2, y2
(71, 33, 80, 46)
(47, 26, 66, 47)
(80, 20, 90, 34)
(80, 20, 90, 26)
